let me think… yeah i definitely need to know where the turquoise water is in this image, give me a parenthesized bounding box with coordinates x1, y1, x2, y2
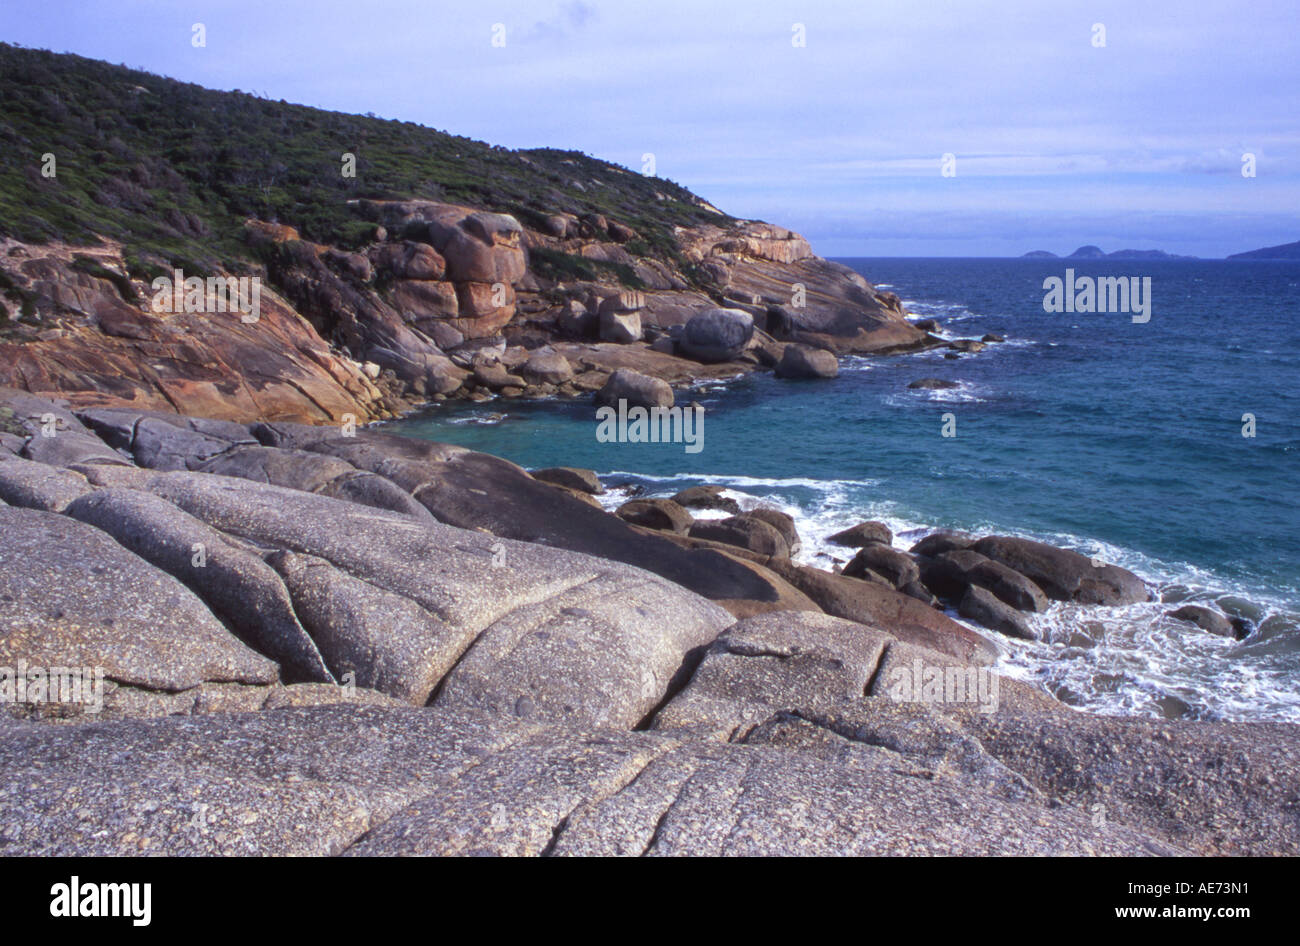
(387, 258, 1300, 722)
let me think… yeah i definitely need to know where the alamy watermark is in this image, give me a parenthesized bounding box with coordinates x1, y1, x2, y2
(0, 660, 105, 714)
(151, 269, 261, 323)
(885, 658, 999, 714)
(596, 399, 703, 454)
(1042, 268, 1151, 323)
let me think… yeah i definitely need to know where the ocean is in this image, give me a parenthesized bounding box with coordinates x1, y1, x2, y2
(385, 258, 1300, 723)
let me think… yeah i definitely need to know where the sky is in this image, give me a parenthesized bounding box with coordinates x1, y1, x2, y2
(2, 0, 1297, 257)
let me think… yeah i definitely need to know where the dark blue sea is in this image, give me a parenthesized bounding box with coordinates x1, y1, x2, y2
(386, 258, 1300, 722)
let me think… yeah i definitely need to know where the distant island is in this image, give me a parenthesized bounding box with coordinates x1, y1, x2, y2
(1226, 239, 1300, 260)
(1022, 245, 1198, 260)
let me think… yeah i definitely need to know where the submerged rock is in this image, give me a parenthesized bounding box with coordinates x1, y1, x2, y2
(1167, 604, 1236, 638)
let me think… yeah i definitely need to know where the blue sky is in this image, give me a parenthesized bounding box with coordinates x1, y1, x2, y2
(3, 0, 1296, 256)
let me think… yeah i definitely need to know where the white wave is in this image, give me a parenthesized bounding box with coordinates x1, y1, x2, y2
(593, 466, 1300, 724)
(885, 380, 986, 405)
(446, 413, 508, 426)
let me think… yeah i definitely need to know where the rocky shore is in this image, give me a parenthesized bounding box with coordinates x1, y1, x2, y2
(0, 200, 989, 424)
(0, 45, 1292, 857)
(1, 386, 1296, 856)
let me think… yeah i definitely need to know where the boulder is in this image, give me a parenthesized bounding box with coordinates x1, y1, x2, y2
(615, 498, 694, 534)
(918, 549, 989, 600)
(131, 416, 247, 471)
(766, 559, 999, 665)
(741, 507, 801, 556)
(653, 611, 893, 737)
(246, 426, 817, 618)
(679, 308, 753, 362)
(775, 344, 839, 379)
(473, 362, 527, 391)
(519, 350, 574, 386)
(909, 531, 976, 557)
(1167, 605, 1236, 638)
(844, 544, 920, 588)
(959, 586, 1036, 640)
(689, 516, 789, 559)
(672, 485, 741, 515)
(972, 536, 1149, 605)
(599, 309, 642, 344)
(531, 467, 603, 495)
(828, 520, 893, 548)
(908, 378, 959, 390)
(557, 301, 595, 338)
(594, 369, 674, 410)
(967, 559, 1050, 613)
(103, 468, 732, 726)
(268, 551, 454, 704)
(23, 430, 131, 468)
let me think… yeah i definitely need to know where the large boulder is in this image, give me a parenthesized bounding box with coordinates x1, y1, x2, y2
(105, 469, 732, 727)
(519, 350, 574, 386)
(689, 516, 789, 559)
(972, 536, 1149, 605)
(966, 558, 1049, 613)
(775, 344, 839, 379)
(959, 586, 1036, 640)
(268, 551, 455, 704)
(918, 549, 989, 600)
(599, 309, 642, 344)
(615, 498, 694, 534)
(829, 520, 892, 548)
(679, 308, 753, 363)
(844, 544, 919, 588)
(672, 485, 741, 515)
(910, 531, 976, 557)
(766, 558, 999, 665)
(594, 369, 674, 410)
(531, 467, 602, 495)
(741, 508, 801, 557)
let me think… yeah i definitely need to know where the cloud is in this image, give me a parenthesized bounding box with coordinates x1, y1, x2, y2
(521, 1, 598, 43)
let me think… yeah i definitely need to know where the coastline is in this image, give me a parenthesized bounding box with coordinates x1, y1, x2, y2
(2, 386, 1298, 855)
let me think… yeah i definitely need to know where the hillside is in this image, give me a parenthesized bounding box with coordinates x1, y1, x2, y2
(0, 43, 724, 277)
(0, 44, 924, 424)
(1227, 240, 1300, 260)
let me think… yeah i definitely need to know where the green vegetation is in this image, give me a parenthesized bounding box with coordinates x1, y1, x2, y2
(71, 255, 138, 301)
(527, 247, 646, 290)
(0, 407, 25, 436)
(0, 43, 733, 280)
